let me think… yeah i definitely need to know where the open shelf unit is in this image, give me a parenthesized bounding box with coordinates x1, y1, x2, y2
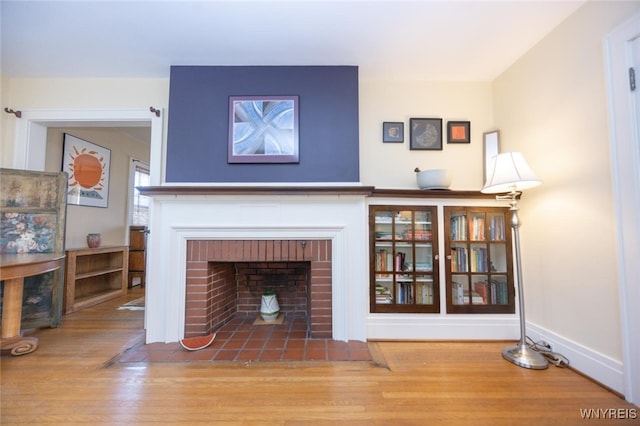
(64, 246, 129, 314)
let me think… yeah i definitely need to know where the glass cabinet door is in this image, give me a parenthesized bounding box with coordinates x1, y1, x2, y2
(371, 206, 439, 313)
(444, 207, 514, 314)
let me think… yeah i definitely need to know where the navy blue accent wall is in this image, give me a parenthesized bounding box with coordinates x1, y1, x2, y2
(165, 66, 360, 183)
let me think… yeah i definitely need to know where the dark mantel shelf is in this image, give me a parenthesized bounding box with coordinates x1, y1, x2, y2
(138, 186, 495, 199)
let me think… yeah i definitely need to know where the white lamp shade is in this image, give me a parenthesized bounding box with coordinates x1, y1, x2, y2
(482, 152, 541, 194)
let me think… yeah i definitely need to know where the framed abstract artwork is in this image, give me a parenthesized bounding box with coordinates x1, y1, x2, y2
(410, 118, 442, 150)
(447, 121, 471, 144)
(382, 122, 404, 143)
(62, 133, 111, 208)
(228, 95, 299, 163)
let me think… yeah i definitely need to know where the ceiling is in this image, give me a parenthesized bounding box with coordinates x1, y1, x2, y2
(1, 0, 586, 82)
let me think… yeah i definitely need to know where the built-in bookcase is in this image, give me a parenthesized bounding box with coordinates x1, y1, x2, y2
(369, 205, 439, 313)
(444, 207, 515, 314)
(369, 202, 515, 316)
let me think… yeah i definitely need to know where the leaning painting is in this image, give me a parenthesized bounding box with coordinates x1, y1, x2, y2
(0, 168, 67, 328)
(228, 96, 299, 163)
(62, 133, 111, 207)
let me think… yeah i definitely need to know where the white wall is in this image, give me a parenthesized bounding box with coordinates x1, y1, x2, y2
(0, 78, 168, 168)
(493, 0, 640, 369)
(359, 80, 493, 190)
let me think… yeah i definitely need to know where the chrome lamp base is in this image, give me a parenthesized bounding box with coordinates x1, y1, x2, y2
(502, 342, 549, 370)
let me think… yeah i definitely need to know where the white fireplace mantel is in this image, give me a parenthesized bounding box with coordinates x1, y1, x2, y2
(143, 191, 369, 344)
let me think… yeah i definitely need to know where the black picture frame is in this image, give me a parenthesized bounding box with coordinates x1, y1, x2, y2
(447, 121, 471, 144)
(382, 122, 404, 143)
(409, 118, 442, 150)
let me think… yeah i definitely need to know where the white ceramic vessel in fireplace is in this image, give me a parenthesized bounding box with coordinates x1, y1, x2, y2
(260, 291, 280, 321)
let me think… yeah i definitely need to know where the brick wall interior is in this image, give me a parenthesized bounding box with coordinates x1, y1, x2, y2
(185, 240, 332, 339)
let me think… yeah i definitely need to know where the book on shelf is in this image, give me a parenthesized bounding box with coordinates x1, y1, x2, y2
(489, 214, 506, 241)
(451, 247, 468, 272)
(489, 279, 509, 304)
(452, 281, 465, 305)
(375, 285, 393, 304)
(417, 282, 433, 304)
(470, 247, 488, 272)
(404, 230, 432, 240)
(396, 281, 414, 304)
(472, 279, 509, 305)
(473, 280, 489, 304)
(395, 251, 405, 271)
(470, 216, 486, 241)
(376, 249, 393, 273)
(463, 289, 485, 305)
(415, 262, 432, 272)
(450, 214, 468, 240)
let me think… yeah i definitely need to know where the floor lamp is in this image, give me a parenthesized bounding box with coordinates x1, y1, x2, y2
(482, 152, 548, 370)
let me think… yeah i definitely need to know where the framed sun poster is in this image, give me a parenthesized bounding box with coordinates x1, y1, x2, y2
(62, 133, 111, 208)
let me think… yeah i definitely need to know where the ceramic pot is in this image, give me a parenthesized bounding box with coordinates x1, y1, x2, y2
(260, 291, 280, 322)
(415, 169, 452, 190)
(87, 233, 102, 248)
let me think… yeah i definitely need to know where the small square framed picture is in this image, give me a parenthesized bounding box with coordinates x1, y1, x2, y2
(447, 121, 471, 144)
(382, 122, 404, 143)
(410, 118, 442, 150)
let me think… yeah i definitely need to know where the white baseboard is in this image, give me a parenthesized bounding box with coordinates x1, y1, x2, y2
(527, 322, 625, 395)
(367, 314, 520, 340)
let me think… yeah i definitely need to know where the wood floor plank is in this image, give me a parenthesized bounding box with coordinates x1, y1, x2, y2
(1, 288, 637, 425)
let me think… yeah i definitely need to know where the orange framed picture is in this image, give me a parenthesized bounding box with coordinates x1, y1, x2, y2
(447, 121, 471, 144)
(62, 133, 111, 208)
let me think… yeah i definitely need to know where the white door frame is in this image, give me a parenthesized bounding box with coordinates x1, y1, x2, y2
(604, 12, 640, 405)
(13, 108, 164, 335)
(11, 108, 163, 186)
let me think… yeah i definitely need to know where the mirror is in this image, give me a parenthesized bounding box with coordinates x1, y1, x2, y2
(483, 130, 500, 184)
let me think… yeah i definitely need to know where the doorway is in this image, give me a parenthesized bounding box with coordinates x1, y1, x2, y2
(13, 107, 162, 333)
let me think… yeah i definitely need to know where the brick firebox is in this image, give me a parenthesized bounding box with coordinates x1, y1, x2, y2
(184, 239, 332, 339)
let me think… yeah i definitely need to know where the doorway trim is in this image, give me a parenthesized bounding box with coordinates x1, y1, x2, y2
(11, 108, 163, 185)
(604, 12, 640, 405)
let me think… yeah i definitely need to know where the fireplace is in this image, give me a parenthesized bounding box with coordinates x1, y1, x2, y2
(140, 187, 371, 344)
(184, 239, 332, 338)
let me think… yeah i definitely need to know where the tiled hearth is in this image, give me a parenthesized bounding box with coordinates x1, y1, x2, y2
(119, 313, 371, 363)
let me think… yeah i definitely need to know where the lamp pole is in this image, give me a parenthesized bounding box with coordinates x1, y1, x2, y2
(501, 189, 548, 369)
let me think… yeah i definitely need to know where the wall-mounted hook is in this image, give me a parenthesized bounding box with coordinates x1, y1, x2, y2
(149, 106, 161, 117)
(4, 108, 22, 118)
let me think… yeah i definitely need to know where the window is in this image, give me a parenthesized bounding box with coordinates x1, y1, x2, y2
(130, 160, 150, 226)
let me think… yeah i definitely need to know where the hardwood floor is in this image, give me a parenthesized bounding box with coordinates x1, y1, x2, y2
(1, 288, 637, 425)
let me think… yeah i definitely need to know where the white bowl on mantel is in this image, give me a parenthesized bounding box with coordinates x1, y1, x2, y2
(415, 169, 452, 190)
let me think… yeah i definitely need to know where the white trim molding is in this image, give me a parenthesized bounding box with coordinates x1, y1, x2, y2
(10, 108, 163, 185)
(527, 323, 625, 395)
(604, 12, 640, 405)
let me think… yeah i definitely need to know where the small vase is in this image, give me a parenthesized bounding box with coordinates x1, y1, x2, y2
(260, 291, 279, 322)
(87, 233, 102, 248)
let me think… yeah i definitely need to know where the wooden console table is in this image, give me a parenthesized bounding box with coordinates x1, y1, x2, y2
(0, 253, 65, 356)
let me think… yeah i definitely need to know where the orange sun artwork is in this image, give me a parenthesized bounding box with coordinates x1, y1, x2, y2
(63, 134, 111, 207)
